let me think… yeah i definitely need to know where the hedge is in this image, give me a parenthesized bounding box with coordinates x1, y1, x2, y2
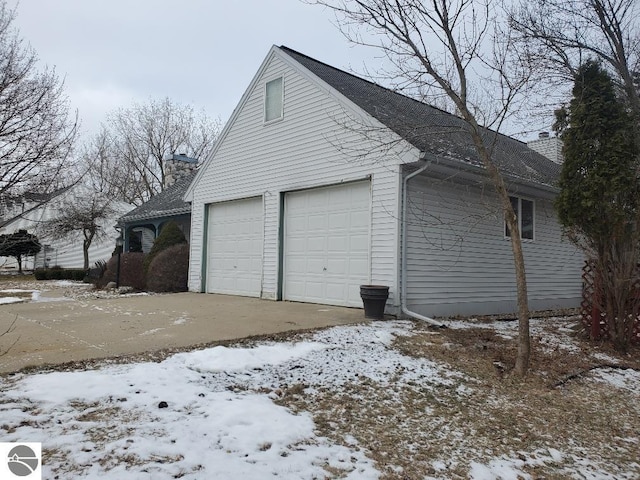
(100, 252, 146, 290)
(34, 268, 86, 281)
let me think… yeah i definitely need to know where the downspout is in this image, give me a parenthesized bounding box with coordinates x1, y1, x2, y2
(401, 154, 446, 327)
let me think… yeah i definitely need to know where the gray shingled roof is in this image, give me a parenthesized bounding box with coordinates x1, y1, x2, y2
(118, 171, 195, 224)
(280, 46, 560, 187)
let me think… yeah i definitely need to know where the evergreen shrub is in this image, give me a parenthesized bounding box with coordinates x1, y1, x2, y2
(143, 221, 186, 272)
(146, 243, 189, 293)
(101, 252, 146, 290)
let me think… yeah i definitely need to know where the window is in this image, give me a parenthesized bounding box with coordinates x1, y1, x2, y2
(264, 77, 283, 122)
(505, 196, 534, 240)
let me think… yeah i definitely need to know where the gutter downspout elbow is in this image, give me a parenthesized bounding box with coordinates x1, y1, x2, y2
(401, 155, 446, 328)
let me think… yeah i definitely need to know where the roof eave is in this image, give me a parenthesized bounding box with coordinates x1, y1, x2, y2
(118, 207, 192, 225)
(420, 152, 560, 198)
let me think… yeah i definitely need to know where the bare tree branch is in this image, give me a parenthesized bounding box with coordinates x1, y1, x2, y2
(0, 1, 78, 199)
(508, 0, 640, 126)
(96, 98, 221, 206)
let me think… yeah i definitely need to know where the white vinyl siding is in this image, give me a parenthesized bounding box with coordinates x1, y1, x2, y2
(206, 197, 263, 297)
(405, 175, 583, 316)
(189, 50, 414, 307)
(0, 186, 131, 270)
(284, 181, 371, 307)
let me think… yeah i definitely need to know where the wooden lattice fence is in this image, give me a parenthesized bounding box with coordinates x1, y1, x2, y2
(581, 260, 640, 343)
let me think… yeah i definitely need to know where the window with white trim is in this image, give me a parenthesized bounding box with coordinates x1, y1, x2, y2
(505, 196, 534, 240)
(264, 77, 283, 122)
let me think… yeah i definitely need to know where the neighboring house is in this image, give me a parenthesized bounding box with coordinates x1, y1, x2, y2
(0, 185, 131, 270)
(185, 45, 583, 318)
(118, 155, 197, 252)
(527, 132, 564, 164)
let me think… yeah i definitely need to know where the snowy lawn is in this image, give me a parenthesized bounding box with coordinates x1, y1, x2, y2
(0, 278, 145, 303)
(1, 317, 639, 479)
(0, 278, 89, 304)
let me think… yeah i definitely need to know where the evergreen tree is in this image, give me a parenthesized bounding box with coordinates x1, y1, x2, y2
(555, 60, 639, 246)
(555, 60, 640, 351)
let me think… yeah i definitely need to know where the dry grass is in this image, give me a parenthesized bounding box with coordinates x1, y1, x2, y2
(276, 317, 640, 479)
(0, 273, 34, 283)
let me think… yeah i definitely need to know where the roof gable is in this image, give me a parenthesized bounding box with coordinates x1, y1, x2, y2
(279, 46, 560, 188)
(184, 46, 285, 202)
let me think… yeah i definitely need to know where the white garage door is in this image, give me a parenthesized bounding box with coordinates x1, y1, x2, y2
(207, 197, 263, 297)
(284, 181, 370, 307)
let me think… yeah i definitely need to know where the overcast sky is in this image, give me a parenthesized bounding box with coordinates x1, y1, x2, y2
(9, 0, 546, 145)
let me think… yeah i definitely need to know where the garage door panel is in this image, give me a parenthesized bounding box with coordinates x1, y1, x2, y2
(326, 258, 346, 274)
(327, 235, 347, 250)
(350, 213, 369, 228)
(349, 258, 369, 274)
(350, 234, 369, 251)
(328, 212, 349, 228)
(284, 181, 370, 307)
(207, 197, 263, 297)
(304, 237, 323, 252)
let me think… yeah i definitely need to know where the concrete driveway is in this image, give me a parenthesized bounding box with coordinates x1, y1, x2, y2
(0, 290, 365, 374)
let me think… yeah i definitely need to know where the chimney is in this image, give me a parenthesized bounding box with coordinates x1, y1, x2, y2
(538, 131, 550, 139)
(163, 153, 198, 188)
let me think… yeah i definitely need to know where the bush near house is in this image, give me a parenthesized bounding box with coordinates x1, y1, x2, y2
(34, 268, 86, 281)
(100, 252, 146, 290)
(146, 244, 189, 293)
(143, 221, 186, 272)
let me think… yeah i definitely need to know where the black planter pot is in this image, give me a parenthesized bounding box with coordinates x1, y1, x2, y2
(360, 285, 389, 320)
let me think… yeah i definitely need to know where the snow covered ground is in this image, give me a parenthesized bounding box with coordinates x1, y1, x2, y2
(0, 319, 638, 479)
(0, 280, 144, 304)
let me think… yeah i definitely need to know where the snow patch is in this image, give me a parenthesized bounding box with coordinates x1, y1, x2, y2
(0, 296, 25, 304)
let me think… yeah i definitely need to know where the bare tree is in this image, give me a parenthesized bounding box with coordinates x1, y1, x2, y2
(97, 97, 220, 206)
(0, 1, 77, 199)
(43, 191, 117, 270)
(509, 0, 640, 127)
(313, 0, 535, 375)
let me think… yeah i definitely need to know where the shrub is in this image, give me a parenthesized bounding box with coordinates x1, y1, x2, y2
(146, 244, 189, 293)
(143, 221, 186, 272)
(86, 259, 108, 284)
(100, 252, 146, 290)
(33, 268, 86, 281)
(48, 267, 63, 280)
(72, 269, 86, 281)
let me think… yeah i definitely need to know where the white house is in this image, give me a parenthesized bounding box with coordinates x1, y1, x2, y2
(0, 185, 132, 270)
(184, 45, 583, 318)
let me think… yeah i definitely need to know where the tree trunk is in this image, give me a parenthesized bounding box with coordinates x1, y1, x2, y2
(83, 230, 95, 271)
(16, 255, 22, 274)
(468, 129, 531, 375)
(83, 240, 90, 271)
(510, 229, 530, 375)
